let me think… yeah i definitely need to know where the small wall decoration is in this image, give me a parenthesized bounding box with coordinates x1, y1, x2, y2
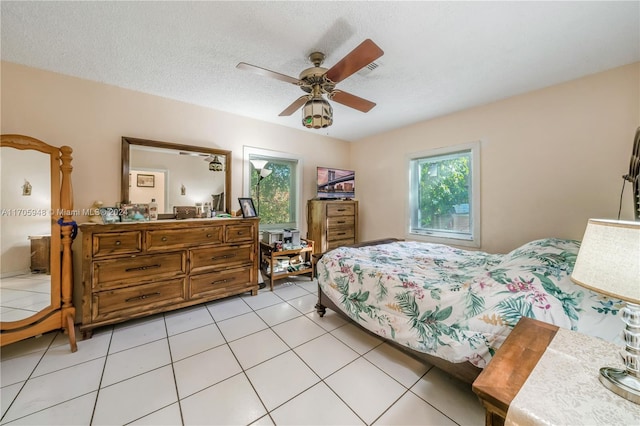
(181, 184, 186, 195)
(137, 174, 155, 188)
(22, 180, 32, 196)
(238, 197, 257, 218)
(120, 203, 150, 222)
(99, 207, 121, 224)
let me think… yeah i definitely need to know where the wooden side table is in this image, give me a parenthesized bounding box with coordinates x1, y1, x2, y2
(472, 317, 558, 426)
(259, 239, 314, 291)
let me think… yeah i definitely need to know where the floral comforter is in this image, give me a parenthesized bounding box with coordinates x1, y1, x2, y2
(316, 239, 623, 368)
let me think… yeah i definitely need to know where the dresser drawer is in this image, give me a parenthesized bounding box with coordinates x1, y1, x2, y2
(92, 231, 142, 257)
(327, 238, 355, 250)
(225, 223, 255, 243)
(190, 244, 254, 274)
(93, 252, 186, 290)
(328, 215, 355, 228)
(190, 267, 252, 299)
(92, 278, 187, 322)
(327, 226, 355, 242)
(146, 226, 223, 250)
(327, 203, 355, 217)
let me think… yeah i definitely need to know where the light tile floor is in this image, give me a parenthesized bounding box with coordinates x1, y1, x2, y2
(0, 273, 51, 323)
(0, 277, 485, 425)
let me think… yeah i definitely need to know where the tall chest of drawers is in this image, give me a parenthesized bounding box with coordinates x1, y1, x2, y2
(307, 199, 358, 254)
(79, 218, 259, 337)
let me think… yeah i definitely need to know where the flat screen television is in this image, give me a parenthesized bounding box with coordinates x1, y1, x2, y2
(317, 166, 355, 199)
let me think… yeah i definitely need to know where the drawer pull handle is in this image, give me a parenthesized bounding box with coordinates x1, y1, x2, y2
(337, 209, 346, 212)
(337, 232, 347, 236)
(337, 221, 345, 224)
(125, 264, 161, 272)
(211, 279, 229, 285)
(125, 292, 161, 303)
(161, 237, 168, 242)
(115, 241, 121, 246)
(211, 254, 236, 261)
(206, 234, 212, 238)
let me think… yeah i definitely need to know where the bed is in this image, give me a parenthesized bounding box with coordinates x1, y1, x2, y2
(315, 238, 623, 384)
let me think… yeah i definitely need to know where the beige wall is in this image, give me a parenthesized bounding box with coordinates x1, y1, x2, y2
(352, 62, 640, 254)
(0, 61, 351, 217)
(1, 61, 352, 317)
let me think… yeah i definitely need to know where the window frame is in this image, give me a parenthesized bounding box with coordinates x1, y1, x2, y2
(406, 141, 481, 248)
(243, 146, 303, 231)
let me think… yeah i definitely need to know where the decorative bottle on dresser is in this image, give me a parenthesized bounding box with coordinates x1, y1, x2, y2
(149, 198, 158, 221)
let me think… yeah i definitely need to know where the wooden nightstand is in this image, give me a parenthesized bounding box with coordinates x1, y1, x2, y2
(472, 317, 558, 426)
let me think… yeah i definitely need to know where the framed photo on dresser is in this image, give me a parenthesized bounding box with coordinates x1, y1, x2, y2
(238, 198, 257, 218)
(99, 207, 121, 224)
(120, 203, 150, 222)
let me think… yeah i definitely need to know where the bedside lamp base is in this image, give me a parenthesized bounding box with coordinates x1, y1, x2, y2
(600, 367, 640, 405)
(599, 301, 640, 405)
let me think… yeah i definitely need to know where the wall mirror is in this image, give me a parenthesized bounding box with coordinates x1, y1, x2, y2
(0, 134, 77, 352)
(121, 137, 231, 216)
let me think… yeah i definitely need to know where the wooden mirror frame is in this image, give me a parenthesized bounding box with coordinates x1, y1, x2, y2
(0, 134, 77, 352)
(121, 137, 232, 216)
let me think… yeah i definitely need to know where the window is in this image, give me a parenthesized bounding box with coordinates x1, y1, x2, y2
(244, 147, 302, 230)
(407, 141, 480, 247)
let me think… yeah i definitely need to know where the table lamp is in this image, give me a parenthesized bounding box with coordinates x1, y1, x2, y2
(570, 219, 640, 404)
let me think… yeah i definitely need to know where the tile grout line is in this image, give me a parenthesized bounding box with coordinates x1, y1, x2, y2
(0, 331, 58, 424)
(213, 289, 276, 425)
(88, 325, 115, 425)
(162, 311, 186, 426)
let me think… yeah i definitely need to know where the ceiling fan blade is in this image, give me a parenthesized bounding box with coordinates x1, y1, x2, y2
(325, 39, 384, 84)
(330, 90, 376, 113)
(279, 96, 309, 116)
(236, 62, 301, 85)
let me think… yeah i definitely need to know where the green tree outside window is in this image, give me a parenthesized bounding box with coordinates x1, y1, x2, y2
(418, 155, 470, 229)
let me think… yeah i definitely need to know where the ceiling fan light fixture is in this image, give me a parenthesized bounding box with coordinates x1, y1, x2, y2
(209, 155, 224, 172)
(302, 96, 333, 129)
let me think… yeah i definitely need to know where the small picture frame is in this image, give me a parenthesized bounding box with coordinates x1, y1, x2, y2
(136, 174, 155, 188)
(120, 203, 150, 222)
(238, 197, 257, 218)
(99, 207, 121, 224)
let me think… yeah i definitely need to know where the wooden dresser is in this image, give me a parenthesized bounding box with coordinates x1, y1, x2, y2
(79, 218, 259, 337)
(307, 199, 358, 254)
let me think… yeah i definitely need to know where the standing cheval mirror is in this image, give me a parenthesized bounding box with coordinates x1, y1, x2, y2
(0, 134, 77, 352)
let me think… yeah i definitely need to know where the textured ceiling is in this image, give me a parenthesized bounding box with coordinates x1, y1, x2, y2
(1, 1, 639, 142)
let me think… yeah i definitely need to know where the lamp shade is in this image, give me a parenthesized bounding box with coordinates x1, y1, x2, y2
(302, 96, 333, 129)
(208, 155, 223, 172)
(571, 219, 640, 304)
(260, 168, 272, 179)
(250, 159, 268, 171)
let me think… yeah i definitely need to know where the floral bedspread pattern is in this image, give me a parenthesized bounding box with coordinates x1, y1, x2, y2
(316, 239, 623, 368)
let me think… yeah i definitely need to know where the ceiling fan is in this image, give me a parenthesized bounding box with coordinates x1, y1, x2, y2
(178, 151, 224, 171)
(237, 39, 384, 129)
